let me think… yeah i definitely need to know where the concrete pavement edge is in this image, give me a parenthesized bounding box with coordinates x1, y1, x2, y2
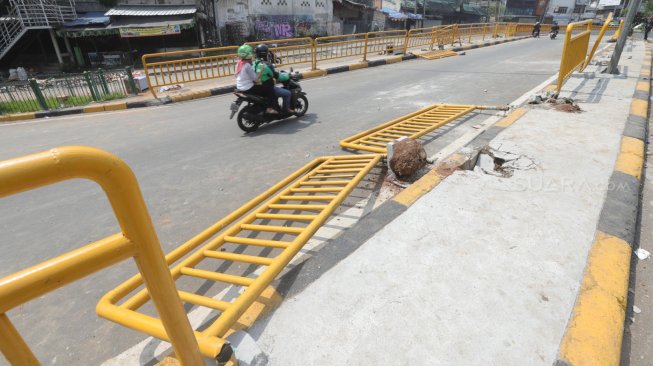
(0, 36, 531, 123)
(554, 45, 651, 366)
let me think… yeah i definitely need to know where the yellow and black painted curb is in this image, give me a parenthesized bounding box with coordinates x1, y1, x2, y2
(554, 46, 651, 366)
(0, 36, 531, 123)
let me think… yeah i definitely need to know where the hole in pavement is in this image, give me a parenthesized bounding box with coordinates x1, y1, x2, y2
(474, 146, 537, 178)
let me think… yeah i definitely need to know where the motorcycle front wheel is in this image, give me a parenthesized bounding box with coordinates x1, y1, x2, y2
(294, 95, 309, 117)
(237, 106, 260, 133)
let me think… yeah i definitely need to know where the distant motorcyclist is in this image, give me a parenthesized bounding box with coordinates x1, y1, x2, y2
(254, 44, 294, 114)
(550, 21, 560, 39)
(532, 22, 541, 37)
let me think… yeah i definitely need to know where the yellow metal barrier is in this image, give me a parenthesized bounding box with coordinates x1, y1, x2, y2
(582, 13, 613, 71)
(609, 19, 624, 42)
(142, 45, 239, 98)
(340, 104, 478, 153)
(405, 25, 458, 53)
(0, 146, 205, 366)
(556, 19, 593, 94)
(99, 154, 381, 360)
(246, 38, 314, 69)
(141, 22, 546, 95)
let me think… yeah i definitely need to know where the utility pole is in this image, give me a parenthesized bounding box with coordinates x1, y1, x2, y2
(607, 0, 641, 73)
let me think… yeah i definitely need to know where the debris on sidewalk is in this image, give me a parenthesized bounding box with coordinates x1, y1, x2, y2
(634, 305, 642, 314)
(475, 146, 537, 178)
(158, 84, 184, 92)
(528, 92, 582, 113)
(388, 138, 428, 178)
(635, 248, 651, 260)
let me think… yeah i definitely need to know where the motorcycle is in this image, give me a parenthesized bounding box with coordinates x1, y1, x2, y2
(230, 69, 309, 133)
(549, 30, 558, 39)
(532, 29, 540, 38)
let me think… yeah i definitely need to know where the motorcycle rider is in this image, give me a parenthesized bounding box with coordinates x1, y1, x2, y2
(254, 44, 295, 114)
(532, 21, 541, 37)
(235, 44, 277, 114)
(551, 21, 560, 37)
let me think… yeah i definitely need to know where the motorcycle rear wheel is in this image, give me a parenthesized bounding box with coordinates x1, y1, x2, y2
(237, 106, 260, 133)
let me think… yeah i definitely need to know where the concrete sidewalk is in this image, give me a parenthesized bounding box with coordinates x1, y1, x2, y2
(235, 41, 647, 364)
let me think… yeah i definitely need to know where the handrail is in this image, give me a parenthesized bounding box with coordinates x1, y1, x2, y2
(581, 12, 613, 71)
(555, 19, 593, 94)
(0, 146, 205, 366)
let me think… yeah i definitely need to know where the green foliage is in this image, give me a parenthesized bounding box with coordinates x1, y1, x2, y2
(0, 93, 125, 114)
(645, 0, 653, 16)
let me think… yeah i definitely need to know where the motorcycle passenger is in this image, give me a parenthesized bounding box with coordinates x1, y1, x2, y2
(254, 44, 295, 114)
(551, 21, 560, 36)
(532, 22, 541, 37)
(235, 44, 277, 114)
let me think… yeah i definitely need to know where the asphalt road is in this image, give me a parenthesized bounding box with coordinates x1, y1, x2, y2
(0, 37, 567, 365)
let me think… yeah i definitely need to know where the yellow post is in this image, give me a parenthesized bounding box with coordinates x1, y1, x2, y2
(311, 39, 317, 70)
(363, 33, 369, 61)
(142, 55, 157, 99)
(0, 147, 205, 366)
(0, 313, 40, 366)
(493, 23, 499, 38)
(430, 28, 437, 51)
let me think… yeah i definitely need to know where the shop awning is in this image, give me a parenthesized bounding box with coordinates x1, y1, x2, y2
(381, 7, 409, 20)
(62, 12, 109, 27)
(105, 5, 197, 16)
(107, 15, 195, 28)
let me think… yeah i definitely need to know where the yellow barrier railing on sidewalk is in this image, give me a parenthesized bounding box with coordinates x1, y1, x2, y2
(405, 25, 458, 52)
(556, 19, 593, 94)
(582, 13, 613, 71)
(609, 19, 624, 42)
(142, 45, 239, 98)
(0, 146, 206, 366)
(141, 22, 550, 97)
(340, 104, 477, 153)
(99, 154, 382, 360)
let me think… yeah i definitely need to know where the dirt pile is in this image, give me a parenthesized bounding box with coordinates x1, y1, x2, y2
(389, 139, 428, 178)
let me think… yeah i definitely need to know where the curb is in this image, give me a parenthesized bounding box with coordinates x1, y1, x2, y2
(554, 45, 651, 366)
(0, 36, 532, 123)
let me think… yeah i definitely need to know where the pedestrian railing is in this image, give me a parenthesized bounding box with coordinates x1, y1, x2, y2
(141, 22, 548, 98)
(555, 19, 593, 94)
(0, 146, 206, 366)
(340, 104, 478, 153)
(609, 19, 624, 42)
(0, 68, 137, 114)
(582, 13, 613, 71)
(99, 154, 381, 361)
(405, 25, 458, 52)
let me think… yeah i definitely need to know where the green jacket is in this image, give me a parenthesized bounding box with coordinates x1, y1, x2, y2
(253, 59, 275, 83)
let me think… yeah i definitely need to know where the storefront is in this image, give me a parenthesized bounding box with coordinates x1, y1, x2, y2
(58, 5, 203, 68)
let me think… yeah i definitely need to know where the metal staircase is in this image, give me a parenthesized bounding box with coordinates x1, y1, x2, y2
(0, 0, 77, 60)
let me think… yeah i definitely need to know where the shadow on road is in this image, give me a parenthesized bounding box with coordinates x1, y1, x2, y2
(242, 113, 319, 137)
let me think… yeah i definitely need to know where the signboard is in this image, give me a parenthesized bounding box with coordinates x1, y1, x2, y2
(598, 0, 621, 6)
(576, 0, 590, 5)
(119, 25, 181, 38)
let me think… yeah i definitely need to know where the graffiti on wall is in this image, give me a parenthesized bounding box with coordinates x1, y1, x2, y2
(253, 15, 316, 39)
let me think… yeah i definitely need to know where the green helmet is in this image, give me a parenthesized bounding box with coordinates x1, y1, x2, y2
(237, 44, 254, 59)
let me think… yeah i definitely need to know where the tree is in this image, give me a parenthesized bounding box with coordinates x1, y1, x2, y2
(644, 0, 653, 16)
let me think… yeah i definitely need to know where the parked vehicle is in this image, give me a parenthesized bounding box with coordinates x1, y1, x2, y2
(230, 69, 308, 133)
